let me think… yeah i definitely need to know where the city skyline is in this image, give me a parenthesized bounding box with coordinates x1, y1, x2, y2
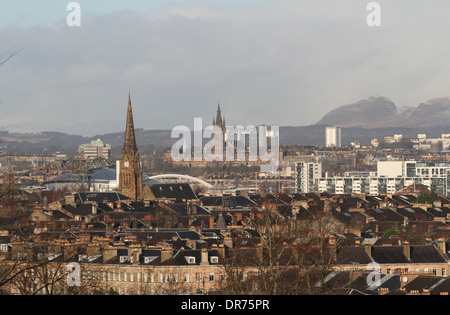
(1, 1, 450, 136)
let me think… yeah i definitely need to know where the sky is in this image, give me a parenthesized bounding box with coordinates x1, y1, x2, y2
(1, 0, 450, 136)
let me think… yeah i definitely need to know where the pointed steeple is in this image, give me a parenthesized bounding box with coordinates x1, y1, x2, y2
(124, 93, 137, 149)
(216, 102, 223, 126)
(119, 92, 142, 201)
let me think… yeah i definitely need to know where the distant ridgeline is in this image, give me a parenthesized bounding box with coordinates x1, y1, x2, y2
(2, 126, 450, 155)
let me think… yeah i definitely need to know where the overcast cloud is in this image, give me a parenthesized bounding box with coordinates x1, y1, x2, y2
(1, 0, 450, 136)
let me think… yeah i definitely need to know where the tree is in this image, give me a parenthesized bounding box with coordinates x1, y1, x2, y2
(0, 50, 19, 68)
(417, 188, 438, 204)
(219, 197, 346, 295)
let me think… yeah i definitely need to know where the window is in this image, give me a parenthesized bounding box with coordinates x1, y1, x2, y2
(209, 273, 215, 282)
(442, 268, 447, 276)
(186, 256, 196, 264)
(0, 244, 8, 252)
(210, 256, 219, 264)
(144, 256, 157, 264)
(184, 273, 190, 282)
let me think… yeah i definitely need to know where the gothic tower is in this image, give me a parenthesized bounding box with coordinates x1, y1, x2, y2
(213, 103, 226, 134)
(119, 93, 142, 200)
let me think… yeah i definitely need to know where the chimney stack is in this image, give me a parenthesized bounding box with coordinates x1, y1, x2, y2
(329, 236, 337, 260)
(437, 238, 447, 256)
(365, 241, 372, 258)
(161, 247, 173, 263)
(92, 203, 98, 215)
(102, 247, 118, 263)
(132, 250, 140, 265)
(200, 248, 209, 265)
(403, 241, 411, 261)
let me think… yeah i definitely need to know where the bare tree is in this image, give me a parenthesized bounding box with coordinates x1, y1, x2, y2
(219, 200, 346, 295)
(0, 50, 19, 68)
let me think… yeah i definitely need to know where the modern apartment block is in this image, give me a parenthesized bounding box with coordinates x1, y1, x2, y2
(294, 161, 322, 193)
(296, 160, 450, 196)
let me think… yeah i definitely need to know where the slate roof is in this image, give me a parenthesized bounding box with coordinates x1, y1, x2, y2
(332, 211, 367, 228)
(366, 208, 404, 222)
(397, 207, 435, 221)
(140, 249, 162, 265)
(426, 207, 450, 218)
(163, 249, 222, 266)
(165, 203, 210, 215)
(148, 183, 198, 202)
(51, 210, 72, 220)
(335, 244, 446, 265)
(402, 276, 450, 295)
(74, 192, 132, 204)
(370, 245, 446, 264)
(62, 204, 96, 217)
(200, 195, 257, 208)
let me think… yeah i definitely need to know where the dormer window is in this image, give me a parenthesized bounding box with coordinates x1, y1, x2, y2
(0, 244, 8, 252)
(120, 256, 128, 263)
(210, 256, 219, 264)
(186, 256, 196, 264)
(144, 256, 157, 264)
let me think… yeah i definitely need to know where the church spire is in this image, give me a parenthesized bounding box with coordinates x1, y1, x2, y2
(124, 93, 137, 149)
(119, 92, 142, 201)
(216, 102, 223, 126)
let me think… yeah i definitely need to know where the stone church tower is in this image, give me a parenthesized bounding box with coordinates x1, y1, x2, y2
(213, 103, 226, 134)
(119, 93, 142, 200)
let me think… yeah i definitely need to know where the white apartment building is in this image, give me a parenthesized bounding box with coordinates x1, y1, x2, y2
(296, 160, 450, 196)
(295, 161, 322, 193)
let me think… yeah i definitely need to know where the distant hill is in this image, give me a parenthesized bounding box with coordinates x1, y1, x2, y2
(316, 96, 450, 128)
(3, 95, 450, 155)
